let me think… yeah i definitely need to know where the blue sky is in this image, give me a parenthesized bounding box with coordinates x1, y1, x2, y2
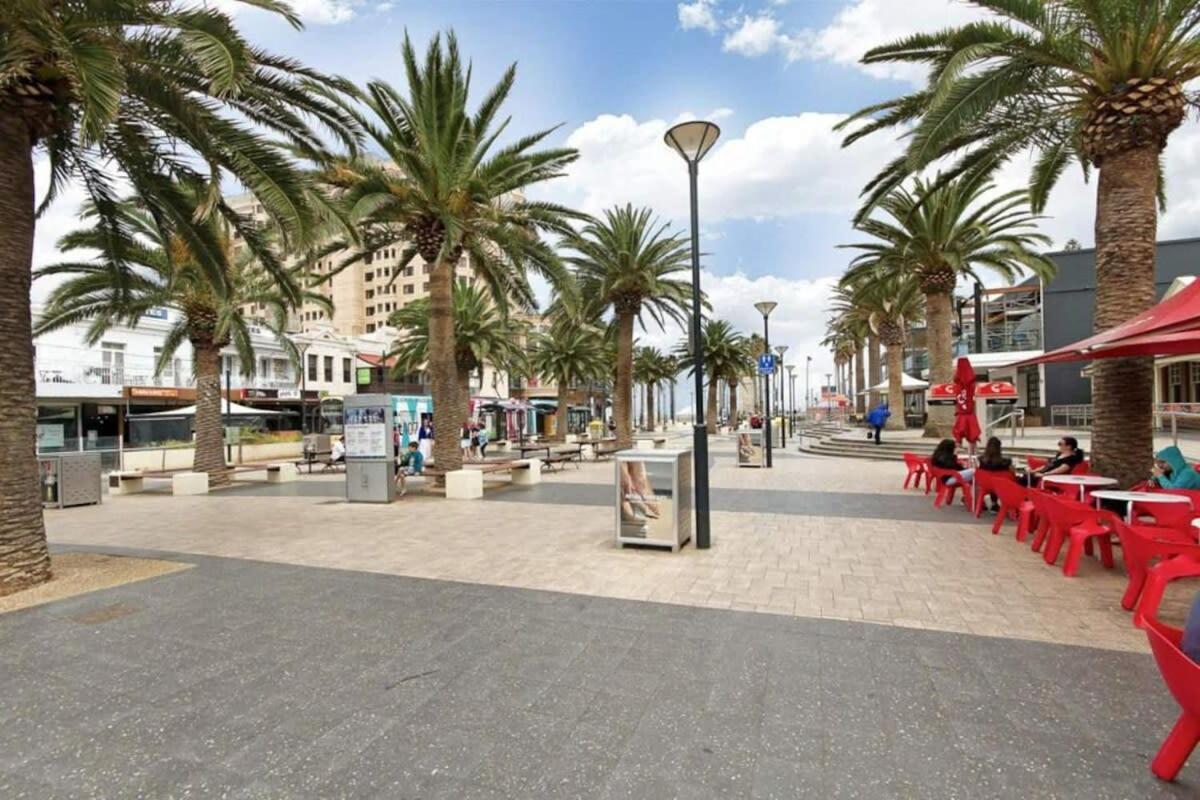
(33, 0, 1200, 391)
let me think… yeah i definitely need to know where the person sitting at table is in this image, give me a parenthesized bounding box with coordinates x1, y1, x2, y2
(1151, 445, 1200, 490)
(330, 436, 345, 464)
(974, 436, 1015, 511)
(931, 439, 968, 484)
(396, 441, 424, 496)
(1033, 436, 1084, 477)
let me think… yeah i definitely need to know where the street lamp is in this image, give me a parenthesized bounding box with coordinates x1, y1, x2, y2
(826, 372, 833, 421)
(754, 301, 777, 468)
(786, 364, 796, 436)
(665, 119, 720, 550)
(805, 356, 812, 423)
(775, 345, 788, 447)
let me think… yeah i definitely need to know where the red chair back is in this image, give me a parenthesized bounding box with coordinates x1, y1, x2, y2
(1071, 459, 1091, 475)
(1026, 456, 1047, 471)
(1144, 617, 1200, 718)
(990, 475, 1029, 509)
(1039, 491, 1096, 531)
(902, 452, 925, 471)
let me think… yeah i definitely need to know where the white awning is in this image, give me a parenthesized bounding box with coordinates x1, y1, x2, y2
(867, 373, 928, 393)
(127, 401, 289, 419)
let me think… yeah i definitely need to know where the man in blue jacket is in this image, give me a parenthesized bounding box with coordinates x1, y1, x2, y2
(1152, 445, 1200, 490)
(866, 403, 890, 445)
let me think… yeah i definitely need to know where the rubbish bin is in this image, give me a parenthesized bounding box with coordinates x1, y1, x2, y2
(38, 452, 102, 508)
(736, 430, 765, 468)
(615, 449, 692, 551)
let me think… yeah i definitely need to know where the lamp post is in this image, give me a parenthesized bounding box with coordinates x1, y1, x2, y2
(665, 119, 719, 550)
(754, 301, 777, 468)
(804, 356, 812, 423)
(775, 345, 788, 446)
(786, 364, 795, 435)
(826, 372, 833, 421)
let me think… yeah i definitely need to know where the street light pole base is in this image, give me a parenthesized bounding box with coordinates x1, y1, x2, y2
(692, 423, 711, 549)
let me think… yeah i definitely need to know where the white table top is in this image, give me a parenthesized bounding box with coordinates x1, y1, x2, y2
(1042, 475, 1118, 487)
(1089, 490, 1192, 504)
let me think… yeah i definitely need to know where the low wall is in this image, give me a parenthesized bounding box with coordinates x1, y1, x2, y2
(121, 441, 304, 472)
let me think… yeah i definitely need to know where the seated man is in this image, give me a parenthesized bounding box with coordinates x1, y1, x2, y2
(1033, 436, 1084, 477)
(396, 441, 424, 496)
(330, 437, 345, 464)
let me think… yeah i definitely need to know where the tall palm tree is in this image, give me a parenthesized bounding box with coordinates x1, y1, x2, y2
(633, 347, 671, 432)
(387, 283, 529, 435)
(837, 0, 1200, 481)
(530, 320, 608, 441)
(321, 32, 579, 473)
(566, 205, 692, 447)
(745, 333, 767, 414)
(36, 192, 326, 485)
(842, 174, 1054, 436)
(833, 277, 925, 429)
(0, 0, 354, 595)
(676, 319, 746, 434)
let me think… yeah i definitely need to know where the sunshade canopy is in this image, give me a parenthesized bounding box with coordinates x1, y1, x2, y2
(866, 373, 929, 393)
(127, 401, 289, 419)
(1018, 276, 1200, 366)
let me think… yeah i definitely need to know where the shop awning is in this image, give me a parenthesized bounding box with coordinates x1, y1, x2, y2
(1016, 276, 1200, 366)
(127, 401, 291, 419)
(865, 373, 928, 393)
(357, 352, 396, 369)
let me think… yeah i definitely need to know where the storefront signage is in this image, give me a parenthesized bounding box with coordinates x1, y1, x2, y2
(928, 381, 1018, 405)
(129, 387, 180, 399)
(357, 367, 373, 386)
(143, 308, 168, 320)
(243, 388, 275, 399)
(277, 388, 301, 399)
(343, 405, 389, 458)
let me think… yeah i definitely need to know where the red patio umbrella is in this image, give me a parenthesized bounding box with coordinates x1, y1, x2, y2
(951, 357, 981, 446)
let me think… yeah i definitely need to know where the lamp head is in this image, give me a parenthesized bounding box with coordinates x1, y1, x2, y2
(776, 345, 788, 357)
(754, 301, 777, 318)
(664, 121, 721, 164)
(786, 365, 795, 375)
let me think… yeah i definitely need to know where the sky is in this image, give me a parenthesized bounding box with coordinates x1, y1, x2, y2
(31, 0, 1200, 400)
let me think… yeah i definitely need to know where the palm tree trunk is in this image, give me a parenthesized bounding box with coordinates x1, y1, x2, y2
(854, 348, 865, 416)
(458, 368, 471, 439)
(191, 344, 229, 486)
(428, 261, 461, 470)
(646, 383, 655, 433)
(555, 384, 568, 442)
(614, 311, 635, 448)
(0, 119, 51, 596)
(885, 342, 906, 430)
(706, 379, 718, 433)
(1092, 145, 1159, 487)
(867, 334, 882, 410)
(923, 291, 954, 438)
(728, 380, 739, 429)
(669, 381, 676, 425)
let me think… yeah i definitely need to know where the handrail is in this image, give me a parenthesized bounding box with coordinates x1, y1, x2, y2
(984, 408, 1025, 446)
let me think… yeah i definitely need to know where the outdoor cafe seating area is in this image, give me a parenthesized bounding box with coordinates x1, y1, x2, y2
(902, 450, 1200, 782)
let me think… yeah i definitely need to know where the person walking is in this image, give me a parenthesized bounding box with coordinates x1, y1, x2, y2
(477, 425, 490, 460)
(866, 402, 890, 445)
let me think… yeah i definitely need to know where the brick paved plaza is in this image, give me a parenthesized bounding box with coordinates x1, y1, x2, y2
(4, 437, 1199, 797)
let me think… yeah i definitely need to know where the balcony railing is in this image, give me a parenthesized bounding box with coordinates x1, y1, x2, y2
(36, 363, 297, 391)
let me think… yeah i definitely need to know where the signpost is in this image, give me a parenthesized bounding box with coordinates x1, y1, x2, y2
(757, 354, 776, 375)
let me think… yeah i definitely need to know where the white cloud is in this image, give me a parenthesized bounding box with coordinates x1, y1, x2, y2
(213, 0, 361, 25)
(547, 112, 902, 223)
(633, 270, 840, 385)
(376, 2, 393, 11)
(677, 0, 719, 33)
(709, 107, 735, 121)
(797, 0, 989, 83)
(722, 15, 788, 58)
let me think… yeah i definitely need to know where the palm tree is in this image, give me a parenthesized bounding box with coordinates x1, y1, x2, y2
(745, 333, 767, 414)
(36, 192, 326, 486)
(842, 174, 1054, 436)
(837, 0, 1200, 481)
(677, 319, 747, 434)
(530, 320, 608, 441)
(566, 205, 693, 447)
(321, 32, 579, 473)
(387, 283, 528, 438)
(633, 347, 671, 432)
(0, 0, 354, 595)
(726, 341, 755, 428)
(833, 277, 925, 429)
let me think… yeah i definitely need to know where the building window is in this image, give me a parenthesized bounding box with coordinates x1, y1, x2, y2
(323, 355, 333, 382)
(365, 289, 374, 299)
(366, 323, 376, 333)
(423, 264, 430, 274)
(366, 306, 375, 316)
(342, 358, 352, 383)
(422, 283, 429, 292)
(307, 353, 317, 382)
(403, 285, 414, 295)
(404, 266, 414, 277)
(365, 272, 374, 282)
(1191, 363, 1200, 403)
(101, 341, 125, 384)
(364, 253, 373, 265)
(1169, 363, 1185, 403)
(260, 358, 272, 379)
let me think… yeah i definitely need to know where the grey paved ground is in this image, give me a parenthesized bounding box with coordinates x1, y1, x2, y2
(1, 548, 1195, 799)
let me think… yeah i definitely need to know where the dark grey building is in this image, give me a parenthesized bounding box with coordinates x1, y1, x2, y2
(1042, 237, 1200, 407)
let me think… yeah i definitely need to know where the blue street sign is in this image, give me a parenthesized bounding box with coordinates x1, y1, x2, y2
(757, 354, 776, 375)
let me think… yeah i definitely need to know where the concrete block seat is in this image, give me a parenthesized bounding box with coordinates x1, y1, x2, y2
(108, 471, 145, 495)
(435, 460, 537, 499)
(266, 462, 297, 484)
(172, 471, 209, 496)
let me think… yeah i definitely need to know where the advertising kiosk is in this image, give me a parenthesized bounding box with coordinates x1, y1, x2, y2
(615, 449, 693, 552)
(344, 394, 395, 503)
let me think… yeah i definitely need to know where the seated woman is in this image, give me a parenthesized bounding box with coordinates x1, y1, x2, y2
(930, 439, 966, 484)
(1152, 445, 1200, 490)
(1032, 436, 1084, 477)
(975, 436, 1015, 511)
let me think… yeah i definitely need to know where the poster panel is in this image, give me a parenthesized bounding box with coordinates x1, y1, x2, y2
(344, 405, 388, 458)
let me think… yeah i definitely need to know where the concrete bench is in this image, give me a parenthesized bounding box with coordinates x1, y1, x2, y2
(108, 471, 145, 495)
(172, 471, 209, 496)
(438, 460, 535, 499)
(266, 462, 297, 484)
(635, 437, 668, 451)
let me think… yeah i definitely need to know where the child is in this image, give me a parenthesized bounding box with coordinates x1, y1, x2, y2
(396, 441, 424, 496)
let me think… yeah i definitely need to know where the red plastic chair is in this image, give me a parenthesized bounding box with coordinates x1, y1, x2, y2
(990, 478, 1035, 539)
(1138, 554, 1200, 624)
(971, 469, 1004, 517)
(1133, 500, 1196, 530)
(1071, 459, 1091, 475)
(1143, 616, 1200, 782)
(1039, 493, 1114, 576)
(1026, 456, 1047, 472)
(1099, 512, 1200, 615)
(927, 465, 970, 509)
(901, 453, 927, 490)
(1027, 490, 1055, 552)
